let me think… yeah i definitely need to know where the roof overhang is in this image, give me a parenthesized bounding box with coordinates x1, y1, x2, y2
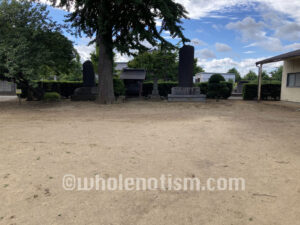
(120, 68, 146, 80)
(256, 49, 300, 65)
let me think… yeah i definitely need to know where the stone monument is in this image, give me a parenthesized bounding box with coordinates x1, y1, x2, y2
(71, 60, 98, 101)
(168, 45, 206, 102)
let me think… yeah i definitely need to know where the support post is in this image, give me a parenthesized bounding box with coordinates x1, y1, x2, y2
(257, 64, 263, 101)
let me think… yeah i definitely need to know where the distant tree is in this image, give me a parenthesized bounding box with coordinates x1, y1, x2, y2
(128, 49, 178, 81)
(262, 71, 271, 80)
(52, 0, 189, 104)
(0, 0, 78, 93)
(227, 68, 241, 82)
(270, 66, 283, 81)
(244, 70, 258, 80)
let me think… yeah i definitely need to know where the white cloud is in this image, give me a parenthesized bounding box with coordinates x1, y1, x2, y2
(190, 38, 206, 46)
(212, 24, 221, 31)
(74, 44, 94, 62)
(226, 16, 285, 52)
(176, 0, 300, 23)
(274, 22, 300, 41)
(226, 17, 266, 41)
(197, 57, 282, 77)
(244, 51, 255, 54)
(115, 53, 133, 62)
(284, 43, 300, 51)
(215, 43, 232, 52)
(196, 49, 216, 59)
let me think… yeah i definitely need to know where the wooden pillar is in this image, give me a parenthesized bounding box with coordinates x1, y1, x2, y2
(257, 64, 263, 101)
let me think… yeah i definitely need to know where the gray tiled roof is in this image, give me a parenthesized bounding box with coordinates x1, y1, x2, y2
(120, 68, 146, 80)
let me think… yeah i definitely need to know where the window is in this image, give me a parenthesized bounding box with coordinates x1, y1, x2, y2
(287, 73, 300, 87)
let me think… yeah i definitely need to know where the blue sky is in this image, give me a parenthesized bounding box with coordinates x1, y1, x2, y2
(44, 0, 300, 77)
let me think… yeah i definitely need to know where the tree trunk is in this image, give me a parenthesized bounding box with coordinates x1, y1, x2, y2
(96, 35, 115, 104)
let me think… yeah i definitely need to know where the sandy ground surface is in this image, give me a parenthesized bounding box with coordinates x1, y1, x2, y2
(0, 99, 299, 225)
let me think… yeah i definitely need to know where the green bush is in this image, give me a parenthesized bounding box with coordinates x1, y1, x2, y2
(195, 82, 208, 94)
(206, 74, 232, 99)
(208, 74, 225, 83)
(113, 77, 126, 96)
(43, 92, 61, 101)
(243, 83, 281, 100)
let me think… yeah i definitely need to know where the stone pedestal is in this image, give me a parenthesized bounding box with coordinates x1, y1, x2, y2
(71, 87, 98, 101)
(168, 87, 206, 102)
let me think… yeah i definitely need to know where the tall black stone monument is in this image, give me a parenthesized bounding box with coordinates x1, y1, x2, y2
(71, 60, 98, 101)
(168, 45, 206, 102)
(82, 61, 96, 87)
(178, 45, 194, 87)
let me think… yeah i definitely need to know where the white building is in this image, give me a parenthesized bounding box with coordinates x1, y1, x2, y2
(194, 72, 235, 83)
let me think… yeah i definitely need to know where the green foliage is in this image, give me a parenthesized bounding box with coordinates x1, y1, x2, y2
(195, 81, 232, 98)
(227, 68, 241, 82)
(142, 81, 178, 96)
(113, 77, 126, 96)
(43, 92, 61, 101)
(52, 0, 189, 103)
(207, 74, 231, 99)
(54, 0, 189, 55)
(262, 71, 271, 80)
(208, 74, 225, 83)
(0, 0, 80, 86)
(194, 58, 204, 75)
(128, 49, 178, 81)
(243, 83, 281, 100)
(244, 70, 258, 80)
(19, 78, 125, 99)
(195, 82, 208, 95)
(129, 49, 204, 82)
(270, 66, 283, 81)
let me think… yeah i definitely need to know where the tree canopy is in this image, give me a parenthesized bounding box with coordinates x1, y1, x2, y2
(128, 47, 204, 81)
(0, 0, 80, 85)
(128, 49, 178, 81)
(227, 68, 241, 82)
(51, 0, 189, 103)
(244, 70, 258, 81)
(270, 66, 283, 81)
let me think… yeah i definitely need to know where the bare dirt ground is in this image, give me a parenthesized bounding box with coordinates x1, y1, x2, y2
(0, 98, 299, 225)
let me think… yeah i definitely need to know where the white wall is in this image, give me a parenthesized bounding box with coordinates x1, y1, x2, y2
(281, 58, 300, 103)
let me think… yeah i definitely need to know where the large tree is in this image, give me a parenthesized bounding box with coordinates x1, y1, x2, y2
(52, 0, 189, 104)
(0, 0, 79, 92)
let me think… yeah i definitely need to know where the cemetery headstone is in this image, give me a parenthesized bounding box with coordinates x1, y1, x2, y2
(168, 45, 206, 102)
(71, 60, 98, 101)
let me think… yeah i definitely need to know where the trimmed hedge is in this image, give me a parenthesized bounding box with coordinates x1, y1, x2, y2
(243, 83, 281, 100)
(43, 92, 61, 101)
(142, 81, 232, 97)
(195, 82, 233, 98)
(19, 78, 125, 99)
